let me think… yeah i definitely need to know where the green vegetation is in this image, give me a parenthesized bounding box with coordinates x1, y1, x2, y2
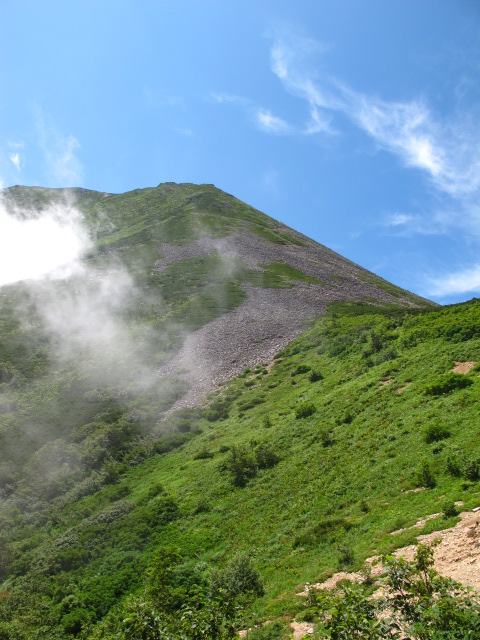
(0, 296, 478, 637)
(425, 372, 474, 396)
(0, 184, 478, 637)
(309, 543, 480, 639)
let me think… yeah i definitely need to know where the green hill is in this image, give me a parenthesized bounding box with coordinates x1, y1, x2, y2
(1, 184, 478, 639)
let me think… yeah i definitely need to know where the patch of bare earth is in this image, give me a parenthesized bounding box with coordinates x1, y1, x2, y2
(379, 378, 392, 387)
(451, 361, 477, 374)
(298, 507, 480, 596)
(394, 507, 480, 591)
(290, 621, 314, 638)
(397, 381, 411, 394)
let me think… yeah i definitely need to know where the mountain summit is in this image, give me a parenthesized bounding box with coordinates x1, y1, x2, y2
(3, 182, 432, 410)
(1, 183, 479, 640)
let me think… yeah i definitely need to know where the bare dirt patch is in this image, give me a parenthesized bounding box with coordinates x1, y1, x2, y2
(394, 508, 480, 591)
(379, 378, 393, 387)
(290, 621, 314, 638)
(397, 381, 411, 394)
(298, 507, 480, 596)
(451, 361, 477, 374)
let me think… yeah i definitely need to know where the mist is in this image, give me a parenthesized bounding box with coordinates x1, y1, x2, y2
(0, 199, 89, 287)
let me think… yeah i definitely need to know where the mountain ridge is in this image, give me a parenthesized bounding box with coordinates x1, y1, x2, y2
(1, 182, 434, 414)
(4, 184, 477, 640)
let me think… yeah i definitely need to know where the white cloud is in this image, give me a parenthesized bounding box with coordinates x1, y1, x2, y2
(9, 152, 21, 172)
(268, 32, 480, 203)
(256, 110, 291, 135)
(304, 105, 333, 134)
(47, 134, 82, 186)
(428, 264, 480, 297)
(209, 92, 250, 106)
(0, 201, 89, 287)
(211, 92, 296, 136)
(385, 213, 415, 227)
(36, 113, 83, 186)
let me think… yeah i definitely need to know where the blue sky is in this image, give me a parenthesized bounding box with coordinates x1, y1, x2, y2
(1, 1, 479, 304)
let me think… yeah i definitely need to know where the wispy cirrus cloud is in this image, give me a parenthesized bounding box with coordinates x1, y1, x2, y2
(36, 113, 83, 186)
(211, 91, 294, 136)
(269, 32, 480, 202)
(256, 110, 292, 135)
(210, 90, 327, 137)
(382, 211, 451, 237)
(9, 152, 21, 172)
(268, 30, 480, 298)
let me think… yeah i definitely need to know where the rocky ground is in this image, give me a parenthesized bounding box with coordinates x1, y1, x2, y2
(156, 232, 428, 413)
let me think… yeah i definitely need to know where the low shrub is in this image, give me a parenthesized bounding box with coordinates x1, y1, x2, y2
(291, 364, 311, 377)
(226, 444, 257, 488)
(424, 423, 450, 444)
(417, 458, 436, 488)
(445, 449, 480, 481)
(319, 427, 334, 447)
(255, 444, 279, 469)
(211, 553, 264, 600)
(425, 373, 473, 396)
(295, 403, 317, 419)
(248, 622, 285, 639)
(442, 500, 459, 519)
(309, 369, 323, 382)
(193, 448, 214, 460)
(463, 455, 480, 481)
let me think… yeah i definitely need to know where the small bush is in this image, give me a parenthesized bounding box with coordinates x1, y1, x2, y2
(204, 407, 229, 422)
(309, 369, 323, 382)
(319, 427, 334, 447)
(425, 373, 473, 396)
(193, 499, 210, 514)
(463, 456, 480, 481)
(445, 449, 480, 481)
(417, 458, 436, 488)
(262, 414, 272, 428)
(291, 364, 311, 377)
(193, 448, 214, 460)
(442, 500, 459, 519)
(337, 544, 355, 569)
(211, 553, 264, 600)
(226, 444, 257, 487)
(295, 403, 317, 419)
(446, 448, 462, 476)
(360, 499, 369, 513)
(255, 444, 279, 469)
(424, 424, 450, 444)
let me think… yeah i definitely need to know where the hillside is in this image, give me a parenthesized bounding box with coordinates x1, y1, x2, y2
(1, 182, 429, 411)
(1, 184, 479, 638)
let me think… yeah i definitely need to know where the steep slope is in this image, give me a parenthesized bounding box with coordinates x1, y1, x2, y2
(2, 182, 431, 413)
(0, 298, 479, 639)
(0, 182, 455, 638)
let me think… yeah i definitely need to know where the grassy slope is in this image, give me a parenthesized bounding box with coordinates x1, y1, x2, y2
(1, 299, 479, 637)
(0, 183, 469, 637)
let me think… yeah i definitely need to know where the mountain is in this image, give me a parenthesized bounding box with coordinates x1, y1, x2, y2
(1, 183, 431, 410)
(0, 183, 478, 639)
